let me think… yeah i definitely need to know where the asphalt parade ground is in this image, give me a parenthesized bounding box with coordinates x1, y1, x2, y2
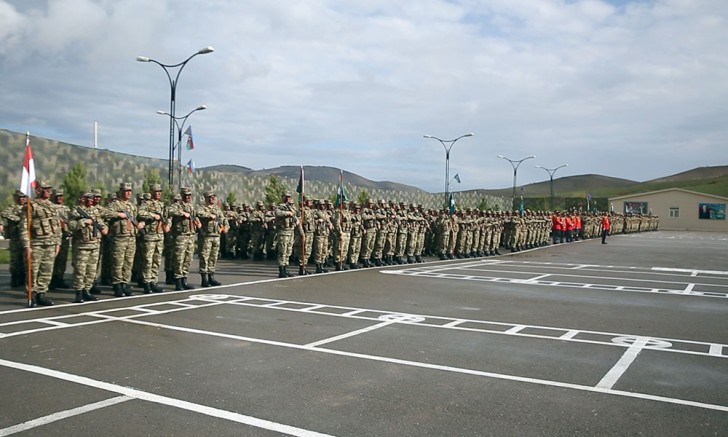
(1, 231, 727, 436)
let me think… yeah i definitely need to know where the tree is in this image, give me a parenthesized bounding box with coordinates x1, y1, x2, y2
(142, 169, 163, 193)
(60, 162, 89, 206)
(264, 175, 287, 206)
(226, 192, 237, 205)
(356, 189, 370, 206)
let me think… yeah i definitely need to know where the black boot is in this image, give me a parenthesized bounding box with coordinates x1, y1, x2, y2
(35, 292, 54, 306)
(208, 274, 221, 286)
(122, 283, 133, 296)
(278, 266, 287, 278)
(89, 281, 101, 295)
(151, 282, 164, 293)
(283, 266, 294, 277)
(374, 258, 382, 267)
(315, 263, 324, 274)
(182, 277, 195, 290)
(201, 274, 210, 288)
(349, 262, 359, 269)
(113, 284, 124, 297)
(82, 290, 98, 301)
(73, 290, 84, 303)
(174, 278, 184, 291)
(298, 265, 310, 275)
(143, 282, 153, 294)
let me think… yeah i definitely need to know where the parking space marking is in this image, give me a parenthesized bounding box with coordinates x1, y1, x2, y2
(0, 359, 335, 437)
(596, 337, 649, 389)
(0, 395, 132, 436)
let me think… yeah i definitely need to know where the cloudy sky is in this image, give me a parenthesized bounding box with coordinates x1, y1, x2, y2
(1, 0, 726, 192)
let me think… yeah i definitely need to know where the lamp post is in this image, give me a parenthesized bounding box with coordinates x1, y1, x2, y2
(535, 164, 568, 210)
(447, 173, 461, 212)
(157, 105, 207, 191)
(498, 154, 536, 210)
(423, 133, 473, 208)
(137, 46, 214, 190)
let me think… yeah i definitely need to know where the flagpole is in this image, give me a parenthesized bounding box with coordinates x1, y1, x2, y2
(23, 132, 34, 307)
(298, 166, 306, 275)
(338, 170, 343, 267)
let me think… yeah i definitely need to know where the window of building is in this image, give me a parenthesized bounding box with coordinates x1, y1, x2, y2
(669, 207, 679, 218)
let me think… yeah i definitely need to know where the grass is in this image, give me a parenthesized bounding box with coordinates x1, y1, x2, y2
(0, 249, 9, 265)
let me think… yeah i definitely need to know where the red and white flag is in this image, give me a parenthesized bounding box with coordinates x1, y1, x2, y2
(20, 132, 36, 196)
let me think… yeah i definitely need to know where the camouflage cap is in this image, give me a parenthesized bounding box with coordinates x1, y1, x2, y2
(82, 192, 94, 198)
(142, 193, 151, 200)
(204, 191, 216, 197)
(172, 193, 182, 201)
(256, 201, 264, 206)
(37, 180, 52, 189)
(91, 189, 102, 197)
(282, 191, 292, 198)
(119, 182, 132, 191)
(52, 188, 64, 196)
(180, 186, 192, 195)
(150, 183, 162, 192)
(14, 189, 26, 197)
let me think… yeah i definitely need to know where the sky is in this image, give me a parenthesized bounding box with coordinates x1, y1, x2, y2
(1, 0, 727, 193)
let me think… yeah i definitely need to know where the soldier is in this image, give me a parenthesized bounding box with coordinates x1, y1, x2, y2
(275, 192, 300, 278)
(299, 197, 315, 272)
(137, 184, 168, 293)
(168, 187, 200, 290)
(347, 202, 363, 269)
(99, 192, 116, 286)
(88, 188, 104, 294)
(223, 201, 239, 259)
(236, 203, 251, 259)
(394, 202, 409, 264)
(1, 190, 27, 287)
(264, 204, 277, 260)
(372, 200, 388, 266)
(359, 199, 377, 267)
(20, 180, 61, 306)
(313, 199, 332, 273)
(103, 182, 144, 297)
(68, 192, 107, 302)
(249, 201, 267, 260)
(164, 193, 182, 284)
(50, 188, 71, 289)
(196, 191, 227, 287)
(333, 201, 353, 271)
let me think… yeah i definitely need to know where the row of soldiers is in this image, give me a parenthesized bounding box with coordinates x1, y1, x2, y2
(1, 181, 227, 306)
(2, 183, 660, 304)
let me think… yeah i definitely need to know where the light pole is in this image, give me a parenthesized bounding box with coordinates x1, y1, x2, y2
(498, 154, 536, 210)
(137, 46, 214, 190)
(535, 164, 568, 210)
(423, 133, 473, 209)
(157, 105, 207, 191)
(448, 173, 461, 212)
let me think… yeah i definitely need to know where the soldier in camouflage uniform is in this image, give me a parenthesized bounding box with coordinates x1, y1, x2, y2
(313, 200, 332, 273)
(359, 199, 377, 267)
(137, 184, 168, 293)
(222, 202, 239, 259)
(1, 190, 27, 288)
(103, 182, 144, 297)
(99, 192, 116, 286)
(164, 193, 181, 284)
(348, 203, 363, 269)
(20, 180, 61, 307)
(236, 203, 251, 259)
(249, 201, 267, 260)
(275, 192, 300, 278)
(168, 187, 200, 291)
(196, 191, 227, 287)
(333, 201, 353, 271)
(50, 188, 71, 289)
(68, 192, 107, 303)
(264, 204, 277, 260)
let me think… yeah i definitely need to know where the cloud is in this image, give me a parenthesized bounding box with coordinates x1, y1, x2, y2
(1, 0, 727, 193)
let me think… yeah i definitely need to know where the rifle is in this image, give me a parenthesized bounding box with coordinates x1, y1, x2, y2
(76, 207, 103, 238)
(120, 208, 145, 236)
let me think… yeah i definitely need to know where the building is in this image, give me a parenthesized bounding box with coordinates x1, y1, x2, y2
(609, 188, 728, 232)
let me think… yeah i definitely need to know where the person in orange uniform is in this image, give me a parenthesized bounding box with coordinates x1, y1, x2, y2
(600, 212, 611, 244)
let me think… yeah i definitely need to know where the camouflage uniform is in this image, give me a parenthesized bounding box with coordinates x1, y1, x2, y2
(68, 193, 107, 302)
(333, 202, 353, 270)
(275, 193, 300, 278)
(313, 200, 332, 273)
(137, 184, 167, 293)
(196, 191, 227, 287)
(50, 189, 71, 289)
(168, 187, 199, 290)
(249, 202, 267, 260)
(348, 203, 363, 268)
(1, 191, 27, 287)
(102, 182, 141, 297)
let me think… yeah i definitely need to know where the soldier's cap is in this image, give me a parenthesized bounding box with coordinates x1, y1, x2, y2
(366, 198, 373, 204)
(204, 191, 216, 197)
(143, 193, 151, 200)
(52, 188, 64, 196)
(379, 199, 386, 204)
(172, 193, 182, 201)
(242, 202, 250, 207)
(282, 192, 292, 198)
(136, 193, 143, 200)
(180, 186, 192, 195)
(352, 202, 361, 208)
(91, 189, 102, 197)
(256, 201, 264, 206)
(150, 183, 162, 192)
(37, 180, 52, 189)
(14, 189, 26, 197)
(119, 182, 132, 191)
(82, 192, 94, 198)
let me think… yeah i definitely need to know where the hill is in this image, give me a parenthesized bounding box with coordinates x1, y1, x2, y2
(646, 165, 728, 183)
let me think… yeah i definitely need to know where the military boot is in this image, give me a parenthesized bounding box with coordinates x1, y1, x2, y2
(82, 290, 99, 302)
(122, 283, 133, 296)
(143, 282, 153, 294)
(89, 281, 102, 295)
(208, 274, 221, 286)
(174, 278, 184, 291)
(182, 277, 195, 290)
(73, 290, 84, 303)
(113, 284, 124, 297)
(150, 283, 164, 293)
(315, 263, 324, 274)
(283, 266, 294, 277)
(278, 266, 287, 278)
(36, 292, 55, 306)
(201, 274, 210, 288)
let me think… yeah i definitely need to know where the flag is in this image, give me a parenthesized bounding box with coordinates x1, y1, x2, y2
(20, 132, 36, 196)
(453, 173, 461, 184)
(448, 191, 455, 215)
(186, 159, 195, 173)
(295, 166, 304, 201)
(184, 126, 195, 150)
(335, 169, 348, 207)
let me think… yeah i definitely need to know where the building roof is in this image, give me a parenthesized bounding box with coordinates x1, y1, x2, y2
(609, 187, 728, 202)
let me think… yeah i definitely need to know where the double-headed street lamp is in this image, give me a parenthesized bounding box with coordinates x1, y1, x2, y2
(157, 105, 207, 191)
(535, 164, 568, 210)
(498, 154, 536, 210)
(423, 133, 474, 209)
(136, 46, 214, 190)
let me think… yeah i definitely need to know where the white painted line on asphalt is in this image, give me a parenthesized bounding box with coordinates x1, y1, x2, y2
(0, 395, 132, 436)
(305, 321, 394, 348)
(560, 330, 580, 340)
(0, 359, 335, 437)
(596, 337, 649, 389)
(528, 274, 551, 281)
(110, 318, 728, 414)
(443, 320, 466, 328)
(683, 283, 695, 294)
(505, 325, 526, 334)
(652, 267, 728, 276)
(709, 344, 724, 356)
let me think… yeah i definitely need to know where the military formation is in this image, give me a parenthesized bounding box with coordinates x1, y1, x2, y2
(1, 182, 659, 306)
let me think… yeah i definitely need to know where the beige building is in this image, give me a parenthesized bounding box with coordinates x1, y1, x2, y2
(609, 188, 728, 232)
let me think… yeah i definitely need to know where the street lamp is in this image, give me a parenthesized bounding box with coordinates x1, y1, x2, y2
(535, 164, 568, 211)
(498, 154, 536, 210)
(157, 105, 207, 190)
(137, 46, 214, 190)
(423, 133, 474, 209)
